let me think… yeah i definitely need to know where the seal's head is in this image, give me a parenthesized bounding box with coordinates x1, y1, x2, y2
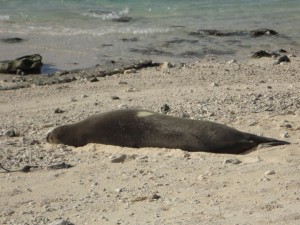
(46, 126, 65, 144)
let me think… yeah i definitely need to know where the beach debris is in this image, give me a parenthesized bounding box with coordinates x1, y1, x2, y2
(0, 54, 43, 74)
(3, 129, 16, 137)
(0, 162, 73, 173)
(161, 104, 171, 114)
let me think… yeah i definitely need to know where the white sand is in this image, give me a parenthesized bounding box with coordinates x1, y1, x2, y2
(1, 56, 300, 224)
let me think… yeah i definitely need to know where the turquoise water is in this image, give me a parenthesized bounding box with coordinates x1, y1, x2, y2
(0, 0, 300, 72)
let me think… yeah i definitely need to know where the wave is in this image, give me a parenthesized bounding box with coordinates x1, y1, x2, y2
(0, 15, 10, 21)
(83, 7, 129, 20)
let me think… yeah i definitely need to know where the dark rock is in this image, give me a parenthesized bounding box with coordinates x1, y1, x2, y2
(0, 54, 43, 74)
(251, 50, 272, 58)
(49, 219, 74, 225)
(89, 77, 99, 82)
(1, 37, 24, 43)
(54, 108, 65, 113)
(190, 29, 228, 36)
(162, 39, 198, 47)
(161, 104, 170, 114)
(112, 16, 132, 22)
(111, 96, 120, 100)
(130, 48, 172, 56)
(274, 55, 291, 64)
(121, 37, 138, 42)
(250, 29, 278, 37)
(189, 29, 245, 37)
(3, 129, 16, 137)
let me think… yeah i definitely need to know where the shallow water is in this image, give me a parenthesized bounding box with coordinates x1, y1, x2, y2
(0, 0, 299, 72)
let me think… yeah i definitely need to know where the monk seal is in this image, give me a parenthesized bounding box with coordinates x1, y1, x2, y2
(46, 109, 290, 154)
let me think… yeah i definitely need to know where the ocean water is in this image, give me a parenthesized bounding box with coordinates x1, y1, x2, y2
(0, 0, 300, 72)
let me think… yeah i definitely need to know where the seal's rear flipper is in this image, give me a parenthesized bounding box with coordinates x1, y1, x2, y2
(257, 141, 290, 149)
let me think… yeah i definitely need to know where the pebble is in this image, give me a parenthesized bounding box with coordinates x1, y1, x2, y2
(48, 219, 73, 225)
(89, 77, 99, 82)
(281, 132, 290, 138)
(124, 69, 137, 74)
(111, 96, 120, 100)
(224, 158, 241, 165)
(81, 94, 88, 98)
(259, 176, 271, 182)
(54, 108, 65, 113)
(227, 59, 237, 64)
(125, 87, 137, 92)
(110, 154, 127, 163)
(161, 104, 170, 114)
(160, 62, 173, 70)
(211, 82, 219, 87)
(273, 55, 291, 65)
(3, 129, 16, 137)
(265, 170, 275, 175)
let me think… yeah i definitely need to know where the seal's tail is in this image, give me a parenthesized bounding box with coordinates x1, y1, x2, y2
(248, 133, 290, 146)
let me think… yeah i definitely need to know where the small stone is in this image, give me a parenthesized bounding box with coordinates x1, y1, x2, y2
(259, 176, 271, 182)
(150, 193, 161, 201)
(89, 77, 99, 82)
(81, 94, 88, 98)
(211, 82, 219, 87)
(48, 219, 73, 225)
(118, 104, 129, 109)
(273, 55, 291, 65)
(2, 209, 14, 216)
(115, 188, 123, 193)
(54, 108, 65, 113)
(3, 129, 16, 137)
(227, 59, 237, 64)
(281, 132, 290, 138)
(224, 158, 241, 165)
(111, 96, 120, 100)
(125, 87, 137, 92)
(160, 62, 173, 70)
(110, 154, 127, 163)
(265, 170, 275, 175)
(161, 104, 170, 114)
(124, 69, 137, 74)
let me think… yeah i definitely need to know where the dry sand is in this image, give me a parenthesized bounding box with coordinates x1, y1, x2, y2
(1, 56, 300, 225)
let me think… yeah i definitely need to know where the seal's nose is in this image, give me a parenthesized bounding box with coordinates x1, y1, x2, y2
(46, 128, 54, 143)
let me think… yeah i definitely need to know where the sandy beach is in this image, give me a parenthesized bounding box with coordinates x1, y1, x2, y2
(1, 55, 300, 224)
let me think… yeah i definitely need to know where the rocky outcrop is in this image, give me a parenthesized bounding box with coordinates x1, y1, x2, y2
(0, 54, 43, 74)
